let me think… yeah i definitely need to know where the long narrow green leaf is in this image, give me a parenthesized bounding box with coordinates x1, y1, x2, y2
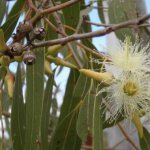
(0, 0, 6, 25)
(93, 88, 103, 150)
(0, 67, 7, 80)
(1, 0, 25, 41)
(61, 0, 80, 35)
(11, 64, 25, 149)
(76, 80, 94, 142)
(140, 127, 150, 150)
(76, 94, 89, 142)
(108, 0, 149, 41)
(25, 48, 45, 150)
(97, 0, 105, 23)
(50, 71, 90, 150)
(41, 75, 54, 150)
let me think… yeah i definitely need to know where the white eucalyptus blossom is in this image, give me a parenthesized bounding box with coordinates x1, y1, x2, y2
(99, 37, 150, 121)
(106, 37, 150, 76)
(102, 72, 150, 121)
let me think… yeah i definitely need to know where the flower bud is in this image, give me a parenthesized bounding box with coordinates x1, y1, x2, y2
(44, 60, 53, 75)
(47, 56, 77, 69)
(5, 73, 15, 98)
(0, 56, 11, 66)
(17, 21, 33, 33)
(9, 42, 23, 56)
(46, 44, 64, 56)
(33, 27, 46, 40)
(79, 69, 113, 84)
(23, 50, 36, 65)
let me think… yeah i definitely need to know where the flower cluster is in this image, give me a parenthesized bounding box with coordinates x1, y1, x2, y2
(100, 37, 150, 121)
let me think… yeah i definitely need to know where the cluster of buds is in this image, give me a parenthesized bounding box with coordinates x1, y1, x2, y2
(13, 21, 46, 65)
(0, 21, 46, 98)
(0, 21, 46, 67)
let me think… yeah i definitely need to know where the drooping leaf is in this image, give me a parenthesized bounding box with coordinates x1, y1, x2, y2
(0, 67, 7, 80)
(97, 0, 105, 23)
(1, 0, 25, 41)
(0, 0, 6, 25)
(132, 114, 143, 138)
(11, 64, 25, 149)
(77, 79, 104, 150)
(76, 79, 92, 142)
(49, 71, 91, 150)
(92, 88, 103, 150)
(77, 4, 93, 33)
(108, 0, 149, 41)
(25, 48, 45, 150)
(139, 127, 150, 150)
(41, 75, 54, 150)
(61, 0, 80, 35)
(0, 29, 7, 51)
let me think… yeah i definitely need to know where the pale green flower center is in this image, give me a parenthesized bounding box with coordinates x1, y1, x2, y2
(123, 82, 138, 96)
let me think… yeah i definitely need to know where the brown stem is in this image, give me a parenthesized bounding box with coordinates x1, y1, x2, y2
(118, 124, 140, 150)
(42, 0, 81, 15)
(44, 17, 107, 61)
(103, 100, 140, 150)
(46, 0, 82, 68)
(34, 14, 150, 48)
(27, 0, 38, 12)
(85, 20, 112, 27)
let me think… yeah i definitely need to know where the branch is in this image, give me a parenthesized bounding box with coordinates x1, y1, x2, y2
(34, 14, 150, 48)
(48, 0, 82, 68)
(44, 18, 106, 60)
(41, 0, 81, 15)
(14, 0, 81, 42)
(103, 101, 140, 150)
(117, 124, 140, 150)
(30, 0, 82, 23)
(27, 0, 38, 12)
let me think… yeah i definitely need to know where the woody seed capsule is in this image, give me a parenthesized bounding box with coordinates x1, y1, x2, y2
(17, 21, 33, 33)
(23, 50, 36, 65)
(33, 27, 46, 40)
(10, 42, 23, 56)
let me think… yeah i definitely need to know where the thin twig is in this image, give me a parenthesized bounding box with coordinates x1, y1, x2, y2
(13, 0, 82, 42)
(117, 124, 140, 150)
(27, 0, 38, 12)
(103, 100, 140, 150)
(85, 20, 112, 27)
(41, 0, 81, 15)
(34, 14, 150, 48)
(44, 18, 107, 60)
(81, 129, 137, 150)
(85, 20, 150, 28)
(46, 0, 82, 68)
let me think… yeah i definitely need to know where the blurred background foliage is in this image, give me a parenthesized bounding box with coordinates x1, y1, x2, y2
(0, 0, 150, 150)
